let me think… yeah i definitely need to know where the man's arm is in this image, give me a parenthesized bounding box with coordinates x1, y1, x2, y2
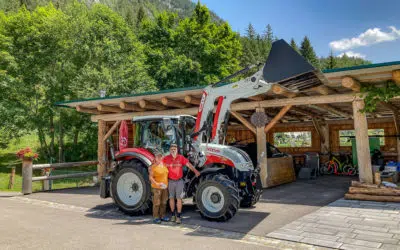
(186, 162, 200, 177)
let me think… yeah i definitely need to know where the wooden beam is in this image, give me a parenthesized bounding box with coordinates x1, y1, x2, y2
(247, 94, 264, 101)
(184, 95, 201, 105)
(349, 187, 400, 196)
(271, 84, 297, 98)
(353, 99, 373, 184)
(264, 105, 293, 133)
(342, 77, 361, 92)
(273, 83, 352, 119)
(76, 105, 103, 114)
(97, 104, 123, 113)
(311, 85, 334, 95)
(97, 120, 107, 180)
(91, 93, 365, 122)
(393, 70, 400, 87)
(103, 120, 121, 142)
(345, 193, 400, 202)
(119, 101, 144, 111)
(291, 107, 316, 117)
(161, 97, 189, 108)
(92, 107, 199, 122)
(315, 104, 352, 119)
(230, 111, 256, 134)
(379, 101, 399, 113)
(256, 107, 268, 188)
(138, 100, 166, 110)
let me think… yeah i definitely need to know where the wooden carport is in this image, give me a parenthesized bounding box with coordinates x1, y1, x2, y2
(56, 61, 400, 187)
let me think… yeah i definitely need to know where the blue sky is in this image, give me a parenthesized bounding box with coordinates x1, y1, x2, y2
(199, 0, 400, 63)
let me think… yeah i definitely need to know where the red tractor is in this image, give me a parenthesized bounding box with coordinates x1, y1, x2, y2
(100, 40, 324, 221)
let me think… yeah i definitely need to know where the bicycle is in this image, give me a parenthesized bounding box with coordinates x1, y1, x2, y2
(320, 153, 357, 176)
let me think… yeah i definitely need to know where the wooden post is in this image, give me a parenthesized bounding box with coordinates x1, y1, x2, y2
(42, 169, 51, 191)
(97, 120, 107, 181)
(392, 70, 400, 87)
(8, 166, 15, 189)
(393, 112, 400, 162)
(22, 159, 33, 194)
(352, 99, 373, 184)
(256, 108, 268, 188)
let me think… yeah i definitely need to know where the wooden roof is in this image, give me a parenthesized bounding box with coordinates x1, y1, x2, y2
(56, 61, 400, 123)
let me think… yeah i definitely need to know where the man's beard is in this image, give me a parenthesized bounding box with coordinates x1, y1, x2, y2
(171, 152, 177, 158)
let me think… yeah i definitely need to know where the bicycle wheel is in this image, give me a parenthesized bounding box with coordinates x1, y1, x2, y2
(324, 162, 335, 175)
(343, 165, 357, 176)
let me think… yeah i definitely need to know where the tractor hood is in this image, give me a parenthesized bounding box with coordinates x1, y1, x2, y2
(200, 143, 254, 172)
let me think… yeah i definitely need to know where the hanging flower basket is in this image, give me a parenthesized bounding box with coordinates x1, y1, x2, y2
(16, 147, 39, 162)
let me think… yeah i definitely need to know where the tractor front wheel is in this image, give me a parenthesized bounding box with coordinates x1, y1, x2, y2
(195, 174, 239, 222)
(111, 161, 152, 215)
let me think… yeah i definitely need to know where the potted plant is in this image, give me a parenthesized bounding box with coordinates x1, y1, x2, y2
(16, 147, 39, 162)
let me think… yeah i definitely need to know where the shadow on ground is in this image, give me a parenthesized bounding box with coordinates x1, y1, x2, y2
(27, 175, 355, 237)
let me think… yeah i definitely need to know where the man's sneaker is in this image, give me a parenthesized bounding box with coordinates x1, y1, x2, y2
(153, 218, 161, 224)
(161, 216, 170, 222)
(170, 215, 176, 222)
(176, 217, 181, 224)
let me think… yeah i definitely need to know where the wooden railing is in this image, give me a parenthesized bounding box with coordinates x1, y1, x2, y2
(22, 160, 98, 194)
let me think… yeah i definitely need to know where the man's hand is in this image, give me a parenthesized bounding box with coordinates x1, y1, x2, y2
(187, 162, 200, 177)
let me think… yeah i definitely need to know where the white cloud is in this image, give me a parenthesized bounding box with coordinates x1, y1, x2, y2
(338, 51, 366, 59)
(330, 26, 400, 51)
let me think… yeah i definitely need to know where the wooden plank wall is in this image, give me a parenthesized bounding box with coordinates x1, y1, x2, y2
(227, 121, 398, 161)
(330, 122, 398, 161)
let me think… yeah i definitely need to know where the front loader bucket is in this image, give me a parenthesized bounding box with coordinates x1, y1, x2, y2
(263, 39, 326, 92)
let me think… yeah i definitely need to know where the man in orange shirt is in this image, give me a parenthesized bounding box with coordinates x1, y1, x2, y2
(149, 151, 169, 224)
(163, 143, 200, 224)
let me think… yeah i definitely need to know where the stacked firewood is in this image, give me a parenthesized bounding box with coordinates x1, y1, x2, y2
(345, 181, 400, 202)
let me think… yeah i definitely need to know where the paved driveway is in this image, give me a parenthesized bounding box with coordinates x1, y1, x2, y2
(25, 175, 354, 237)
(268, 199, 400, 249)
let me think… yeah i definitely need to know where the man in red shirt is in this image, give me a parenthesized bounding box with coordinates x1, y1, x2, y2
(163, 143, 200, 224)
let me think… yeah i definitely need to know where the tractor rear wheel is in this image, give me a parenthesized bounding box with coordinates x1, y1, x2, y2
(111, 160, 152, 215)
(195, 174, 239, 222)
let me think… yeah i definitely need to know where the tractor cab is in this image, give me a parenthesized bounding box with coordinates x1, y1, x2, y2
(131, 115, 197, 156)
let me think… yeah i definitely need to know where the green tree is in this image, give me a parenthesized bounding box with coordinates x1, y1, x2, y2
(140, 2, 241, 88)
(326, 50, 337, 69)
(300, 36, 319, 68)
(0, 2, 155, 160)
(290, 38, 299, 53)
(246, 23, 256, 40)
(136, 5, 146, 27)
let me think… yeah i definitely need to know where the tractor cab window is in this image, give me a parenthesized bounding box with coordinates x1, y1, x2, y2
(135, 120, 177, 155)
(183, 117, 196, 136)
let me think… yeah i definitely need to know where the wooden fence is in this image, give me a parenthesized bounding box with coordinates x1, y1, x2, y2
(22, 160, 98, 194)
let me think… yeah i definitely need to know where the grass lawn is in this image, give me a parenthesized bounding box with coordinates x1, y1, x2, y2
(0, 134, 96, 192)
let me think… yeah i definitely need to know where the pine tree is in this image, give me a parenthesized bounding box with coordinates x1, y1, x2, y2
(263, 24, 273, 46)
(136, 5, 146, 27)
(327, 50, 336, 69)
(290, 38, 299, 53)
(300, 36, 319, 68)
(246, 23, 256, 40)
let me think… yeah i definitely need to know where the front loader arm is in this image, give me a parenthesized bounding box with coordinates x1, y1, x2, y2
(193, 67, 270, 144)
(192, 39, 326, 146)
